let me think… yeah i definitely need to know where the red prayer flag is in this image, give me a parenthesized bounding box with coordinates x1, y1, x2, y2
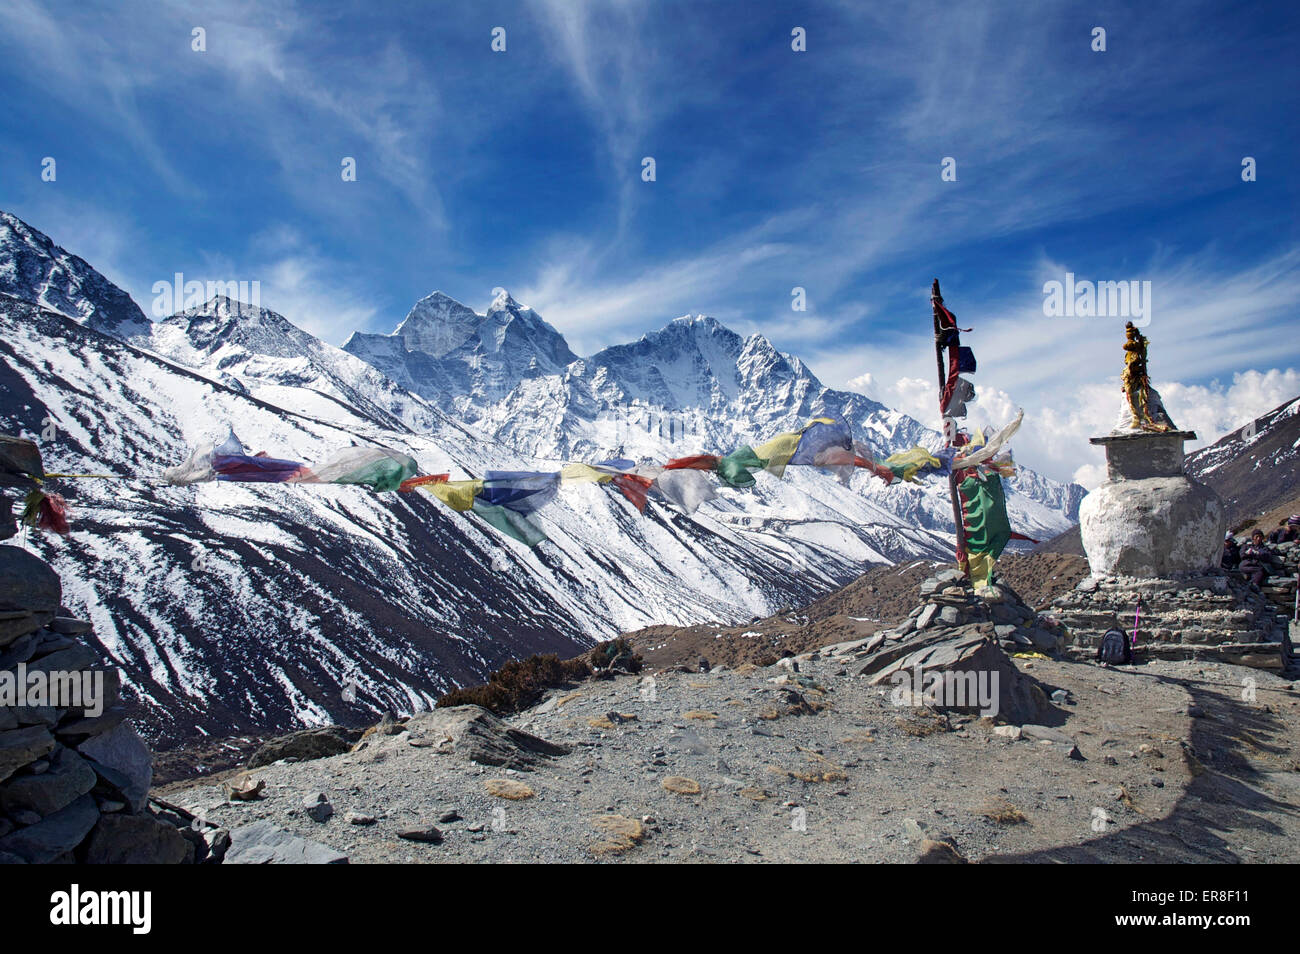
(398, 473, 450, 492)
(665, 455, 720, 471)
(612, 473, 653, 513)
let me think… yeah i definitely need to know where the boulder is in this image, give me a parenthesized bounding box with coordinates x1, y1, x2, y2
(25, 643, 98, 674)
(0, 630, 41, 669)
(246, 725, 363, 768)
(0, 793, 98, 863)
(301, 792, 334, 823)
(0, 725, 56, 784)
(0, 436, 43, 484)
(395, 706, 569, 769)
(83, 813, 194, 864)
(224, 820, 348, 864)
(867, 629, 1049, 724)
(56, 705, 128, 739)
(1028, 627, 1060, 652)
(0, 745, 96, 817)
(1021, 724, 1076, 745)
(0, 548, 59, 646)
(76, 724, 152, 812)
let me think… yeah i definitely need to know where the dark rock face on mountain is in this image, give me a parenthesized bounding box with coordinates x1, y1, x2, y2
(0, 212, 150, 339)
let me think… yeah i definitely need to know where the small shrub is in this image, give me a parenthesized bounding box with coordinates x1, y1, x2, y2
(589, 637, 643, 673)
(436, 652, 592, 715)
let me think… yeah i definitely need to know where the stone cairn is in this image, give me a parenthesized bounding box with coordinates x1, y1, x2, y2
(808, 568, 1066, 724)
(0, 436, 208, 864)
(1049, 353, 1285, 665)
(868, 568, 1069, 655)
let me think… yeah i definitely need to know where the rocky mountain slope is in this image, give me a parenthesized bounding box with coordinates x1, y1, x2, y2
(0, 211, 149, 339)
(1185, 394, 1300, 526)
(142, 296, 459, 435)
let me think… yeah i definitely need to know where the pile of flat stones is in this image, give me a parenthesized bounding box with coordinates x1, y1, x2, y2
(1050, 568, 1282, 664)
(797, 568, 1061, 725)
(866, 568, 1069, 656)
(0, 438, 209, 864)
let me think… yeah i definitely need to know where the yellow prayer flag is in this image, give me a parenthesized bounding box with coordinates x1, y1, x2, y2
(425, 479, 484, 512)
(753, 431, 803, 476)
(560, 463, 613, 484)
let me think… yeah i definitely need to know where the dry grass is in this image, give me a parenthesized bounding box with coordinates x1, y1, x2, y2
(661, 776, 702, 795)
(437, 653, 591, 715)
(589, 814, 645, 855)
(767, 752, 849, 784)
(683, 710, 718, 720)
(485, 779, 535, 800)
(895, 710, 951, 737)
(1114, 784, 1143, 813)
(981, 798, 1028, 825)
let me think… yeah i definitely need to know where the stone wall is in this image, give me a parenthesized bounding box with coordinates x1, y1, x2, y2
(0, 511, 200, 864)
(1051, 569, 1282, 662)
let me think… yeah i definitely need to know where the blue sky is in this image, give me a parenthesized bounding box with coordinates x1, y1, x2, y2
(1, 0, 1297, 484)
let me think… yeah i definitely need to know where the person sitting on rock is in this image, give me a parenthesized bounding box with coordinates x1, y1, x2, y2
(1221, 532, 1241, 570)
(1268, 515, 1300, 545)
(1238, 529, 1272, 588)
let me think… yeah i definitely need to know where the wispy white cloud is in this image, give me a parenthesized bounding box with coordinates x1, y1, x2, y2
(0, 0, 445, 223)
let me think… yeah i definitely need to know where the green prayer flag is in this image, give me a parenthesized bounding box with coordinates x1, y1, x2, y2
(716, 446, 766, 488)
(471, 499, 548, 547)
(958, 473, 1012, 558)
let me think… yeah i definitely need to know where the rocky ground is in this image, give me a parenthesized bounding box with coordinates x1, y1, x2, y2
(152, 551, 1092, 784)
(162, 644, 1300, 864)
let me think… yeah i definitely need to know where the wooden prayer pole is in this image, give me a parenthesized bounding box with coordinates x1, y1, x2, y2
(931, 279, 970, 577)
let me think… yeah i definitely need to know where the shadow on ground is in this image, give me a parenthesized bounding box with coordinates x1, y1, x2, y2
(986, 671, 1298, 862)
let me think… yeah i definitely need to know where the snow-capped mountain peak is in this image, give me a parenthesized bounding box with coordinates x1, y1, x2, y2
(343, 290, 577, 406)
(154, 295, 317, 359)
(392, 291, 482, 357)
(0, 210, 150, 337)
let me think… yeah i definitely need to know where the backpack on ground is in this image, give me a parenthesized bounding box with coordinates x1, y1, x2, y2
(1097, 628, 1132, 665)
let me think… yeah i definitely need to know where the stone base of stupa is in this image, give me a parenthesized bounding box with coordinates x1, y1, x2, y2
(1049, 569, 1286, 666)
